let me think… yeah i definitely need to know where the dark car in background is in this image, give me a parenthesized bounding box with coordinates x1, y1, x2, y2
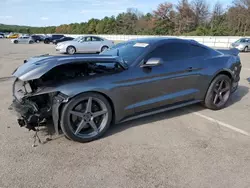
(53, 36, 74, 45)
(0, 32, 4, 38)
(44, 34, 65, 44)
(31, 35, 45, 43)
(9, 38, 241, 143)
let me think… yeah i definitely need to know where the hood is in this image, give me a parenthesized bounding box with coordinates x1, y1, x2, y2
(12, 54, 127, 81)
(13, 55, 57, 81)
(57, 40, 78, 46)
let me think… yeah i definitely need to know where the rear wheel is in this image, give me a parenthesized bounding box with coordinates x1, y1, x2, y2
(29, 40, 34, 44)
(66, 46, 76, 55)
(204, 75, 232, 110)
(60, 93, 112, 143)
(14, 40, 18, 44)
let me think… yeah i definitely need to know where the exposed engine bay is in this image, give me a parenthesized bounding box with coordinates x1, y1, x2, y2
(10, 60, 123, 132)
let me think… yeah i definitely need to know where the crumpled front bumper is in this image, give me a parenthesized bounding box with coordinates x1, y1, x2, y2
(9, 99, 40, 131)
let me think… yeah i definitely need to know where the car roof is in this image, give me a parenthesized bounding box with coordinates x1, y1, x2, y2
(126, 37, 199, 45)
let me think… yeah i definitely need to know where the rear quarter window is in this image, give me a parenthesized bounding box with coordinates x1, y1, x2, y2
(189, 45, 211, 57)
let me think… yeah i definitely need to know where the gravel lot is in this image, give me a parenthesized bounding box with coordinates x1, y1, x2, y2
(0, 39, 250, 188)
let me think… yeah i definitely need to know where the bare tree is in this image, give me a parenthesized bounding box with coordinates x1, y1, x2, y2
(153, 2, 175, 21)
(227, 0, 250, 35)
(176, 0, 196, 34)
(191, 0, 209, 26)
(210, 1, 224, 30)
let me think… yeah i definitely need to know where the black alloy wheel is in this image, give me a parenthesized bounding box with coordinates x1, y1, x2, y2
(61, 93, 112, 142)
(204, 74, 232, 110)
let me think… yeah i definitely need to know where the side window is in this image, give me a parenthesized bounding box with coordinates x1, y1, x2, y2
(92, 37, 103, 41)
(147, 42, 191, 62)
(189, 45, 210, 57)
(85, 36, 92, 41)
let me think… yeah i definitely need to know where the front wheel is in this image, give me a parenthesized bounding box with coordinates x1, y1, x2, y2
(204, 74, 232, 110)
(101, 46, 109, 52)
(44, 39, 50, 44)
(60, 92, 112, 143)
(66, 46, 76, 55)
(14, 40, 18, 44)
(244, 46, 248, 52)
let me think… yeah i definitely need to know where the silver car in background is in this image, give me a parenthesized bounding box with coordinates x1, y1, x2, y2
(11, 36, 34, 44)
(56, 36, 114, 54)
(230, 38, 250, 52)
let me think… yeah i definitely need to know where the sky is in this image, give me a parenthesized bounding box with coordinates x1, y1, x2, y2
(0, 0, 232, 27)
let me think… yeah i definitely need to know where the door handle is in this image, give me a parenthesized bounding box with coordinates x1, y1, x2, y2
(186, 67, 193, 72)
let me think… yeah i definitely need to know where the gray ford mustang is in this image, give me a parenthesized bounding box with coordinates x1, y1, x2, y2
(9, 38, 242, 142)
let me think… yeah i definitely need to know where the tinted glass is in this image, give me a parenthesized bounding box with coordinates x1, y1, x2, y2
(236, 38, 248, 43)
(92, 37, 102, 41)
(189, 45, 210, 57)
(73, 36, 84, 42)
(101, 41, 150, 65)
(85, 36, 91, 41)
(53, 35, 63, 39)
(148, 42, 191, 61)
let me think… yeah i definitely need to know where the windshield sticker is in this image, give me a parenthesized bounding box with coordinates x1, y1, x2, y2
(133, 43, 149, 48)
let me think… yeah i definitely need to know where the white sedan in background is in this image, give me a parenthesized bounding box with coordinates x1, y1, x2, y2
(56, 36, 114, 54)
(11, 36, 34, 44)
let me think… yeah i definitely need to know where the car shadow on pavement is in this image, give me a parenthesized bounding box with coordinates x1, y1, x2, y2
(104, 85, 249, 139)
(227, 85, 249, 106)
(104, 107, 198, 139)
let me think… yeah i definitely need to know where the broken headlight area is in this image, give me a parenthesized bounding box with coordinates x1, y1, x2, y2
(9, 78, 63, 131)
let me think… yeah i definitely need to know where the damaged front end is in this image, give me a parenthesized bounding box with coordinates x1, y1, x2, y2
(9, 54, 125, 134)
(9, 78, 68, 133)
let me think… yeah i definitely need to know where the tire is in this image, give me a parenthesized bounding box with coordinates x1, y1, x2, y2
(29, 40, 34, 44)
(66, 46, 76, 55)
(14, 40, 18, 44)
(44, 39, 50, 44)
(101, 46, 109, 52)
(204, 74, 232, 110)
(35, 39, 40, 43)
(244, 46, 248, 52)
(60, 92, 112, 143)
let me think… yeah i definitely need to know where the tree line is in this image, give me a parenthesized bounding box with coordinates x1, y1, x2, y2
(0, 0, 250, 36)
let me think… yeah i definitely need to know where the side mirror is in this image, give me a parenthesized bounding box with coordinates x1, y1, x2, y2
(141, 58, 162, 68)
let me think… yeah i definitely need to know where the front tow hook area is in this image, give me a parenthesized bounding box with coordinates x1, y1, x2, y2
(17, 119, 26, 127)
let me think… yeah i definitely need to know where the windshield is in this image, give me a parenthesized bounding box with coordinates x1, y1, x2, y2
(73, 36, 85, 42)
(235, 38, 249, 43)
(101, 41, 149, 65)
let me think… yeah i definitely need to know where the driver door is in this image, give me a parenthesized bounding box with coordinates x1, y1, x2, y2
(78, 36, 93, 53)
(130, 42, 204, 114)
